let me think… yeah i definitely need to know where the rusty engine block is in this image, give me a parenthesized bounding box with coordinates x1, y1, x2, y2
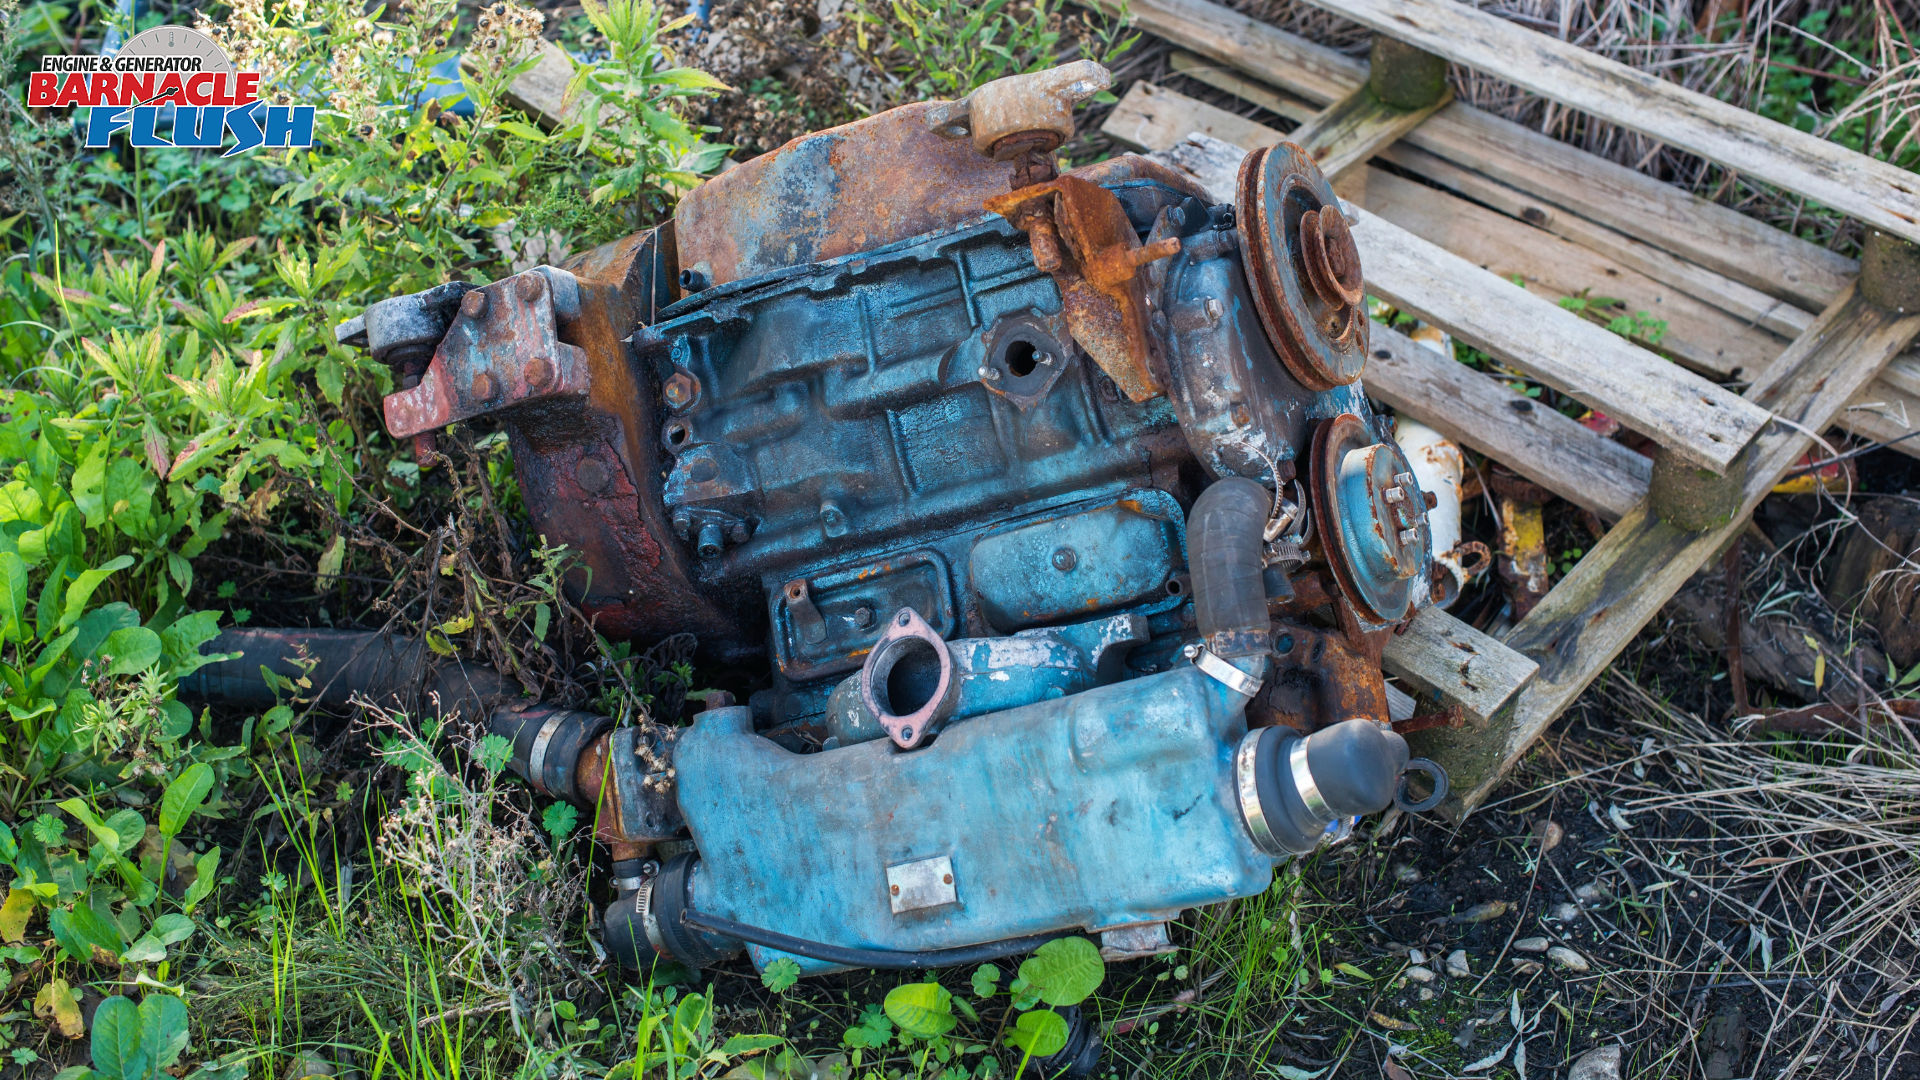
(332, 62, 1446, 993)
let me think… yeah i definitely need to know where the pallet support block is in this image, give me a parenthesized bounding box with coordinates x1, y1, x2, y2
(1648, 443, 1752, 533)
(1863, 231, 1920, 315)
(1368, 36, 1448, 110)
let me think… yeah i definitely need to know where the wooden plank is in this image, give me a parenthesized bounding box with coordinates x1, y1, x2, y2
(1288, 0, 1920, 249)
(1364, 322, 1651, 520)
(1381, 605, 1538, 728)
(1338, 164, 1788, 380)
(1351, 206, 1768, 473)
(1108, 0, 1860, 312)
(1287, 83, 1451, 181)
(1422, 288, 1920, 817)
(1169, 51, 1318, 124)
(1372, 142, 1818, 340)
(1150, 120, 1769, 475)
(1103, 81, 1284, 156)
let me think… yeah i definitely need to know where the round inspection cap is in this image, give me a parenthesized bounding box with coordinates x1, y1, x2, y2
(1310, 413, 1433, 624)
(1236, 143, 1370, 391)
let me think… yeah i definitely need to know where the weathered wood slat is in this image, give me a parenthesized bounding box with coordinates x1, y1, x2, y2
(1350, 205, 1768, 474)
(1838, 380, 1920, 461)
(1286, 83, 1451, 181)
(1420, 288, 1920, 817)
(1125, 0, 1861, 312)
(468, 39, 579, 129)
(1365, 323, 1651, 520)
(1104, 82, 1285, 155)
(1287, 0, 1920, 249)
(1139, 115, 1770, 474)
(1337, 165, 1787, 381)
(1169, 51, 1318, 124)
(1381, 605, 1538, 728)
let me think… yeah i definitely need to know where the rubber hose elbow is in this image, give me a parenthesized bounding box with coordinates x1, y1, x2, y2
(1188, 476, 1273, 658)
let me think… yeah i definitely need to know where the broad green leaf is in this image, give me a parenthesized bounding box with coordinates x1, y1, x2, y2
(971, 963, 1001, 999)
(1006, 1009, 1068, 1058)
(139, 992, 190, 1070)
(720, 1034, 784, 1056)
(183, 847, 220, 914)
(1017, 936, 1105, 1006)
(0, 551, 27, 641)
(120, 935, 167, 963)
(883, 981, 956, 1037)
(103, 626, 163, 675)
(159, 763, 215, 837)
(91, 995, 142, 1079)
(50, 903, 123, 964)
(57, 799, 117, 850)
(102, 809, 144, 855)
(760, 957, 800, 994)
(149, 913, 195, 946)
(60, 554, 134, 631)
(71, 438, 108, 528)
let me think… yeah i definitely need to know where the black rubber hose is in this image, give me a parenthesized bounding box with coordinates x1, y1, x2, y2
(679, 908, 1072, 971)
(1187, 477, 1274, 658)
(179, 629, 514, 719)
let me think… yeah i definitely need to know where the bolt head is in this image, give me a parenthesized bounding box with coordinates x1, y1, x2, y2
(469, 371, 497, 400)
(853, 606, 875, 629)
(460, 290, 488, 319)
(1182, 642, 1201, 660)
(1051, 546, 1078, 572)
(525, 356, 555, 390)
(516, 272, 545, 302)
(663, 372, 697, 408)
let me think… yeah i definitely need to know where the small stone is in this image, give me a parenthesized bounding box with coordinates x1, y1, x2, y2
(1549, 946, 1591, 972)
(1511, 958, 1544, 975)
(1514, 936, 1550, 953)
(1446, 949, 1471, 977)
(1548, 902, 1581, 922)
(1405, 966, 1436, 983)
(1394, 863, 1423, 883)
(1453, 900, 1509, 924)
(1574, 881, 1614, 907)
(1533, 818, 1564, 854)
(1568, 1045, 1622, 1080)
(1417, 987, 1436, 1001)
(1407, 947, 1426, 965)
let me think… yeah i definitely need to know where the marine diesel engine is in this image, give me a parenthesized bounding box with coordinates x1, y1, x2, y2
(329, 61, 1447, 976)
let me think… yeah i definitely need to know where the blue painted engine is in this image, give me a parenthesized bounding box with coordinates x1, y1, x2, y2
(337, 61, 1449, 984)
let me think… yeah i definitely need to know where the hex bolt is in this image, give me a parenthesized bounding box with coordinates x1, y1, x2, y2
(978, 365, 1001, 382)
(460, 290, 488, 319)
(696, 520, 724, 559)
(1398, 528, 1419, 545)
(516, 272, 545, 302)
(1384, 486, 1406, 504)
(1204, 297, 1224, 323)
(853, 606, 876, 629)
(470, 372, 497, 400)
(525, 357, 555, 390)
(663, 372, 698, 409)
(1051, 546, 1078, 572)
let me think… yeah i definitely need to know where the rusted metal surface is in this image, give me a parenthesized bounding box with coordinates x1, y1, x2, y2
(673, 103, 1021, 289)
(986, 175, 1181, 402)
(1249, 622, 1390, 732)
(1310, 413, 1434, 627)
(1236, 144, 1370, 391)
(385, 268, 589, 439)
(859, 607, 959, 750)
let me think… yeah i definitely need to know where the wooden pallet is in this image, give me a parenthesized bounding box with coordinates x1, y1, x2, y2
(1084, 0, 1920, 817)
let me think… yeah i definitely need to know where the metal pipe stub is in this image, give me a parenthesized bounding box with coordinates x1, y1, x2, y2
(859, 607, 960, 749)
(490, 705, 612, 802)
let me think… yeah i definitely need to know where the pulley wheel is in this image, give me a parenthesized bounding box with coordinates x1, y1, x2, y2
(1236, 143, 1369, 391)
(1309, 413, 1433, 625)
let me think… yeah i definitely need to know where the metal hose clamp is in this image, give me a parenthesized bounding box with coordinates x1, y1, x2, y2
(1235, 730, 1284, 857)
(524, 713, 568, 797)
(634, 876, 668, 959)
(1288, 737, 1331, 821)
(1183, 643, 1263, 697)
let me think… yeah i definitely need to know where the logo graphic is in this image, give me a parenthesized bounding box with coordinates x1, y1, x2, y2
(26, 25, 314, 156)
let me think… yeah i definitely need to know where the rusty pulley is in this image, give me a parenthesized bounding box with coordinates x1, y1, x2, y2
(1310, 413, 1434, 627)
(1237, 143, 1369, 391)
